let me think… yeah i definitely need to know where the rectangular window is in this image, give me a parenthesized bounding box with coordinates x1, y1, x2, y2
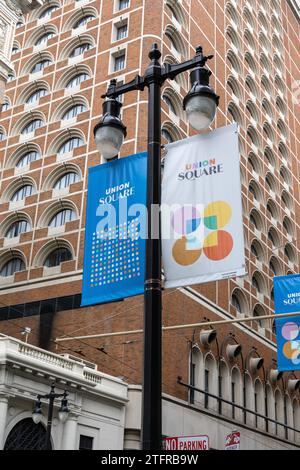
(190, 363, 195, 405)
(218, 375, 222, 415)
(114, 54, 125, 72)
(119, 0, 129, 10)
(204, 369, 209, 409)
(79, 435, 94, 450)
(117, 24, 128, 40)
(231, 382, 235, 419)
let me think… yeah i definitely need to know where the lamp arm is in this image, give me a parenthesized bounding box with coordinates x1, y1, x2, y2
(162, 47, 214, 81)
(103, 75, 146, 99)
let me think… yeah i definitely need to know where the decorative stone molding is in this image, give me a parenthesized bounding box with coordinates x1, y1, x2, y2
(4, 0, 45, 14)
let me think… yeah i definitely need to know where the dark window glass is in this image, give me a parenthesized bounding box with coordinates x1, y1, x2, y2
(49, 209, 75, 228)
(204, 369, 209, 409)
(73, 15, 95, 29)
(114, 54, 125, 71)
(21, 119, 43, 134)
(35, 32, 55, 46)
(31, 60, 51, 73)
(17, 151, 40, 168)
(79, 435, 93, 450)
(39, 6, 59, 19)
(6, 220, 30, 238)
(70, 43, 91, 58)
(119, 0, 129, 10)
(11, 185, 34, 202)
(163, 95, 177, 115)
(58, 137, 84, 154)
(26, 89, 47, 104)
(116, 24, 128, 40)
(44, 248, 72, 267)
(66, 73, 89, 89)
(53, 172, 79, 190)
(62, 104, 86, 120)
(0, 258, 25, 277)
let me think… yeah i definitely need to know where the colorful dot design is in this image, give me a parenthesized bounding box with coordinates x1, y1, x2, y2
(172, 201, 234, 266)
(281, 321, 300, 365)
(90, 219, 141, 289)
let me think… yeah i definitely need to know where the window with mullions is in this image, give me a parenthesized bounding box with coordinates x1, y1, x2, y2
(161, 129, 174, 143)
(49, 209, 76, 228)
(30, 60, 52, 74)
(39, 6, 59, 19)
(44, 248, 72, 267)
(53, 172, 80, 190)
(16, 151, 40, 168)
(5, 220, 30, 238)
(12, 46, 19, 54)
(0, 258, 25, 277)
(73, 15, 95, 29)
(21, 119, 44, 135)
(116, 24, 128, 40)
(119, 0, 129, 10)
(62, 104, 87, 120)
(58, 137, 84, 154)
(162, 95, 177, 115)
(35, 32, 55, 46)
(0, 132, 6, 141)
(114, 54, 125, 72)
(2, 102, 10, 111)
(66, 73, 89, 89)
(79, 435, 94, 451)
(26, 89, 47, 104)
(11, 185, 34, 202)
(69, 43, 91, 58)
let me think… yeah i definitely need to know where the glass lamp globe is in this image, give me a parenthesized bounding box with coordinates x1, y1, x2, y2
(32, 402, 42, 424)
(94, 125, 125, 160)
(185, 94, 217, 131)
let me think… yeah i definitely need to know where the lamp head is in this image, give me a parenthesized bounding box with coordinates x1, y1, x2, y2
(58, 394, 70, 423)
(183, 67, 219, 131)
(269, 369, 283, 384)
(249, 356, 264, 374)
(94, 99, 127, 160)
(226, 343, 242, 360)
(199, 329, 217, 347)
(287, 379, 300, 393)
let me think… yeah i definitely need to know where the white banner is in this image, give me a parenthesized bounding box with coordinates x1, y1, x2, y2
(161, 123, 246, 288)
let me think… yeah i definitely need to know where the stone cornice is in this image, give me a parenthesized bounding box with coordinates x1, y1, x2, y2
(4, 0, 45, 14)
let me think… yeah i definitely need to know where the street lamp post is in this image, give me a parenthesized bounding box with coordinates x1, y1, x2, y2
(32, 383, 69, 450)
(94, 43, 219, 450)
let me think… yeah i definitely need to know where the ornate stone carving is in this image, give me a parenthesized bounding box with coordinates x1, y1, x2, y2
(0, 17, 7, 52)
(4, 0, 45, 15)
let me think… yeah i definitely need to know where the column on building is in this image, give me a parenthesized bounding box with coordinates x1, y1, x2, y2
(0, 395, 9, 449)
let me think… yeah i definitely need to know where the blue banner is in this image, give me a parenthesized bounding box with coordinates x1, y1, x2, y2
(81, 152, 147, 306)
(273, 275, 300, 371)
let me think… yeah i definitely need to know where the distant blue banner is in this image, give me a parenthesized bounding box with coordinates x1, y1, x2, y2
(273, 275, 300, 371)
(81, 152, 147, 306)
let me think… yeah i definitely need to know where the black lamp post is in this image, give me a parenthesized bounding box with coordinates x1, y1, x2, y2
(94, 43, 219, 450)
(32, 383, 69, 450)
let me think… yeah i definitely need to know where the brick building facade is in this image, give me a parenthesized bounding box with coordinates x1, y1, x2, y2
(0, 0, 299, 449)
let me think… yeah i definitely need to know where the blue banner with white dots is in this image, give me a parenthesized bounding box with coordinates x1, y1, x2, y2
(81, 152, 147, 306)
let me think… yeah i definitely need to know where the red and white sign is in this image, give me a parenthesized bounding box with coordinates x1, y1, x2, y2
(164, 435, 209, 451)
(225, 431, 240, 450)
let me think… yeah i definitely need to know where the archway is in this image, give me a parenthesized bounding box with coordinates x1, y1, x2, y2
(4, 418, 49, 450)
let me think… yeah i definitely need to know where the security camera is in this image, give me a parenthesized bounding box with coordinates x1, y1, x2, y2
(199, 329, 217, 347)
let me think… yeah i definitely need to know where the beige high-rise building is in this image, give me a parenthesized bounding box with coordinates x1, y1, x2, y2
(0, 0, 299, 450)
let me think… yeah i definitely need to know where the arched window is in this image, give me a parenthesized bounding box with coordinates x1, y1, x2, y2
(268, 227, 280, 248)
(231, 368, 242, 421)
(274, 390, 284, 437)
(58, 137, 84, 154)
(251, 240, 264, 262)
(11, 185, 34, 202)
(5, 220, 30, 238)
(285, 244, 296, 264)
(252, 272, 266, 295)
(26, 89, 47, 104)
(254, 380, 265, 429)
(190, 347, 203, 406)
(49, 209, 76, 228)
(66, 73, 89, 89)
(44, 247, 72, 267)
(69, 43, 91, 58)
(73, 15, 95, 29)
(2, 100, 10, 111)
(204, 355, 218, 411)
(283, 217, 294, 238)
(253, 304, 268, 328)
(30, 60, 52, 74)
(4, 418, 47, 450)
(0, 130, 6, 141)
(16, 151, 40, 168)
(35, 32, 55, 46)
(0, 258, 25, 276)
(21, 119, 44, 135)
(161, 128, 174, 143)
(244, 373, 254, 425)
(62, 104, 87, 120)
(53, 172, 80, 190)
(162, 94, 177, 115)
(218, 362, 230, 416)
(39, 6, 59, 19)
